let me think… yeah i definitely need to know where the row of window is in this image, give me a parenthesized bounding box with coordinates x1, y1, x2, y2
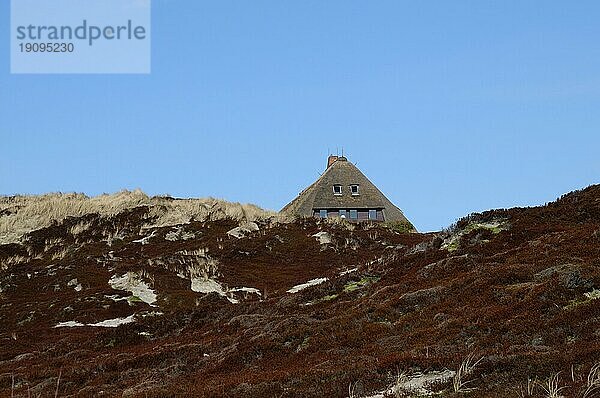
(333, 184, 359, 195)
(318, 209, 378, 220)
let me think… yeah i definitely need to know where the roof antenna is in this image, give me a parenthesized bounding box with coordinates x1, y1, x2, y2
(342, 147, 344, 158)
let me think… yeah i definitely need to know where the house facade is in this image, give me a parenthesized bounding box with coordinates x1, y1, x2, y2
(281, 155, 413, 227)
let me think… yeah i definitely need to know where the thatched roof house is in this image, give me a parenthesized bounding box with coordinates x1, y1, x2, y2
(281, 156, 413, 228)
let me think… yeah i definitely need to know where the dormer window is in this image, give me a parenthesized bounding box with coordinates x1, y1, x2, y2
(350, 185, 359, 195)
(333, 185, 342, 195)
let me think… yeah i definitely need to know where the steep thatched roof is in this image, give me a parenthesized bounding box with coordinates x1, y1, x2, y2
(281, 157, 411, 223)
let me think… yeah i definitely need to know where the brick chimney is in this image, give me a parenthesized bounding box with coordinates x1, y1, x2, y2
(327, 155, 338, 169)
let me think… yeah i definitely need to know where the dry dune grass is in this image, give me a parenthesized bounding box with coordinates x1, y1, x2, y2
(0, 190, 277, 244)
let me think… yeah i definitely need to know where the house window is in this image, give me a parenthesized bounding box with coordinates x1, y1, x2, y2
(349, 209, 358, 220)
(339, 210, 347, 218)
(333, 185, 342, 195)
(350, 185, 359, 195)
(369, 209, 377, 220)
(319, 209, 328, 218)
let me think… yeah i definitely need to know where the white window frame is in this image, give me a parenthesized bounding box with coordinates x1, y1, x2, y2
(349, 209, 358, 220)
(369, 209, 377, 220)
(350, 185, 359, 195)
(319, 209, 328, 218)
(333, 185, 342, 195)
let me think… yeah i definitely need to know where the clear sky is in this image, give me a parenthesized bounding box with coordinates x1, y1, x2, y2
(1, 1, 600, 231)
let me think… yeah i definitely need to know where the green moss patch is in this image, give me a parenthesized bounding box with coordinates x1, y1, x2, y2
(443, 219, 508, 252)
(343, 275, 380, 293)
(565, 289, 600, 310)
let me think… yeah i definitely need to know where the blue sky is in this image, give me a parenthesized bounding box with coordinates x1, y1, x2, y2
(1, 1, 600, 231)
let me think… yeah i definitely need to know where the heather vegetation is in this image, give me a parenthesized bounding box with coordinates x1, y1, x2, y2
(1, 186, 600, 397)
